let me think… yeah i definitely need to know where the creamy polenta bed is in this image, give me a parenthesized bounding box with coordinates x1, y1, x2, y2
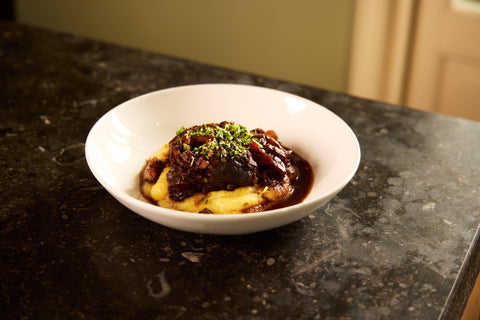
(140, 121, 313, 214)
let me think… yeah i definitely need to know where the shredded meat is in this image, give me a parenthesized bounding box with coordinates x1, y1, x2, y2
(143, 122, 300, 204)
(164, 122, 297, 202)
(143, 157, 166, 183)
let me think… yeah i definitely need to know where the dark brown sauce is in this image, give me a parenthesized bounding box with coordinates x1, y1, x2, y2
(269, 151, 314, 210)
(140, 151, 314, 213)
(243, 151, 314, 213)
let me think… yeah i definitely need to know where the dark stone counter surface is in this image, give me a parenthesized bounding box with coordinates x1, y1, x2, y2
(1, 21, 479, 320)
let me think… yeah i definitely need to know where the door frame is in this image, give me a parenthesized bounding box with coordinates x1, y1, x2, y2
(347, 0, 416, 105)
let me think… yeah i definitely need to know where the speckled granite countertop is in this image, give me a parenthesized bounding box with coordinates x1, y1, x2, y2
(1, 21, 479, 320)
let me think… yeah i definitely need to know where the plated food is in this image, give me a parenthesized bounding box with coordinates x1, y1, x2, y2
(85, 84, 360, 234)
(141, 121, 313, 214)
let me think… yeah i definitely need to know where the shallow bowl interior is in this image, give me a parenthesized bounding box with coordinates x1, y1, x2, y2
(85, 84, 360, 234)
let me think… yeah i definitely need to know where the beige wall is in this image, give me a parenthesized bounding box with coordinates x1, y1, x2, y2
(15, 0, 355, 92)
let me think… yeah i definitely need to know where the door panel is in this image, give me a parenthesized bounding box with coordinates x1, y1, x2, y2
(406, 0, 480, 121)
(437, 57, 480, 119)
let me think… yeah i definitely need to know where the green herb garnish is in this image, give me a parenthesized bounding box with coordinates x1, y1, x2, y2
(176, 126, 186, 136)
(178, 123, 259, 159)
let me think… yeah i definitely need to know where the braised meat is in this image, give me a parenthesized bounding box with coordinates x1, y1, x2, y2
(144, 121, 296, 202)
(141, 122, 314, 213)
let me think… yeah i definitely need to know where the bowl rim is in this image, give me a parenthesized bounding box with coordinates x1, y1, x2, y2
(85, 83, 361, 226)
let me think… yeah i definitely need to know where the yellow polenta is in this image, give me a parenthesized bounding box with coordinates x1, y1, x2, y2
(142, 144, 269, 214)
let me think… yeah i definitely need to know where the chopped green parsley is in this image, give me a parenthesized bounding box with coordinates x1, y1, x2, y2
(176, 126, 186, 136)
(177, 122, 259, 160)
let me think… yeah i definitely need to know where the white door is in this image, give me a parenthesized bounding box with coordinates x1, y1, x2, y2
(348, 0, 480, 122)
(406, 0, 480, 122)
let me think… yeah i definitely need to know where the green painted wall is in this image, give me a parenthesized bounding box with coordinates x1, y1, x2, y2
(16, 0, 355, 92)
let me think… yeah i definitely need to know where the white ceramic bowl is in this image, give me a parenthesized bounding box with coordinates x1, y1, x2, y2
(85, 84, 360, 234)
